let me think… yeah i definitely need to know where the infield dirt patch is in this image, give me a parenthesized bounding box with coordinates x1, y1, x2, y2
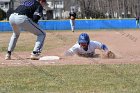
(0, 29, 140, 66)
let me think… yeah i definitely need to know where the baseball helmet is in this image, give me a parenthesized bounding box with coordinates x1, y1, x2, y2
(78, 33, 90, 44)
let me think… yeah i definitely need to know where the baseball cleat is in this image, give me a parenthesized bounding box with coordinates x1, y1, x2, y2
(5, 53, 11, 60)
(30, 53, 40, 60)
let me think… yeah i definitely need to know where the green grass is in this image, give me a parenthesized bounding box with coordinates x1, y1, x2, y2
(0, 64, 140, 93)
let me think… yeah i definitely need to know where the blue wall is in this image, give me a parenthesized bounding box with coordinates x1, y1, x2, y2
(0, 19, 137, 32)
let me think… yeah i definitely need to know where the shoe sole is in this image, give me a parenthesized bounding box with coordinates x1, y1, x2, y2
(5, 55, 11, 60)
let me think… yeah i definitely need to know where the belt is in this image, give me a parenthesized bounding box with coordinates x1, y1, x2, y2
(13, 12, 26, 15)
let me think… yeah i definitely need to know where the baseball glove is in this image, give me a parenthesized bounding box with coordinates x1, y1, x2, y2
(101, 51, 115, 59)
(106, 51, 115, 59)
(70, 16, 75, 20)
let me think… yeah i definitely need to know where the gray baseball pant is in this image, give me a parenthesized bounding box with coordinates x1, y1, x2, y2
(8, 13, 46, 53)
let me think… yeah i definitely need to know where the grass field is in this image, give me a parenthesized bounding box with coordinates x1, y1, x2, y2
(0, 30, 140, 93)
(0, 64, 140, 93)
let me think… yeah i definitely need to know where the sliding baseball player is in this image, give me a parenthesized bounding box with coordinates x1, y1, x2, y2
(65, 33, 115, 58)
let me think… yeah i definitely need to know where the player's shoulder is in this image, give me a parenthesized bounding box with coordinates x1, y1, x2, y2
(90, 40, 97, 43)
(89, 40, 102, 45)
(69, 42, 80, 51)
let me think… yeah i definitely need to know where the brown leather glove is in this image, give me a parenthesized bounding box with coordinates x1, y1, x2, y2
(101, 51, 115, 59)
(106, 51, 115, 59)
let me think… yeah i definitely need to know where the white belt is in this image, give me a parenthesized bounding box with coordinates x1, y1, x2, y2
(13, 13, 19, 15)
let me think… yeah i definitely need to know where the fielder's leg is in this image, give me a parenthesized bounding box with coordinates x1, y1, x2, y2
(7, 25, 20, 52)
(70, 19, 75, 32)
(22, 18, 46, 60)
(5, 14, 20, 60)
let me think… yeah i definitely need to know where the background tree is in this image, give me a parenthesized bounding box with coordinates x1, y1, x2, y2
(76, 0, 140, 18)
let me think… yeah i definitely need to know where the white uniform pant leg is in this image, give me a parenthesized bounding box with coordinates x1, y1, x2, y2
(21, 18, 46, 53)
(70, 19, 75, 31)
(8, 14, 20, 52)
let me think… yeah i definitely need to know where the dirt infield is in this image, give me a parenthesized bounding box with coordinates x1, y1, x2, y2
(0, 29, 140, 66)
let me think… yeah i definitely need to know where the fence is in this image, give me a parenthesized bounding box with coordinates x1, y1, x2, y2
(0, 18, 137, 32)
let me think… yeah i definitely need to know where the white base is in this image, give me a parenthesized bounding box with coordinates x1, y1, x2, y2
(39, 56, 60, 61)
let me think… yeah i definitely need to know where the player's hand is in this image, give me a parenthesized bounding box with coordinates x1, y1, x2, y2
(101, 51, 115, 59)
(106, 51, 115, 59)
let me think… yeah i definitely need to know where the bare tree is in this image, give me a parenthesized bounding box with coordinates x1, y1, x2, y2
(76, 0, 140, 18)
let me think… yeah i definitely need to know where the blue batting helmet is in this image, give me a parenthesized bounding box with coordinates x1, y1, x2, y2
(78, 33, 90, 44)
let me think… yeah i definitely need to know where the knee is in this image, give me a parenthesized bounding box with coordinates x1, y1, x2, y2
(40, 31, 46, 38)
(13, 33, 20, 38)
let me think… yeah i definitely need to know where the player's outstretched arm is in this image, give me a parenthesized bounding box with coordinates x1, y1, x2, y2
(64, 50, 74, 56)
(101, 44, 115, 59)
